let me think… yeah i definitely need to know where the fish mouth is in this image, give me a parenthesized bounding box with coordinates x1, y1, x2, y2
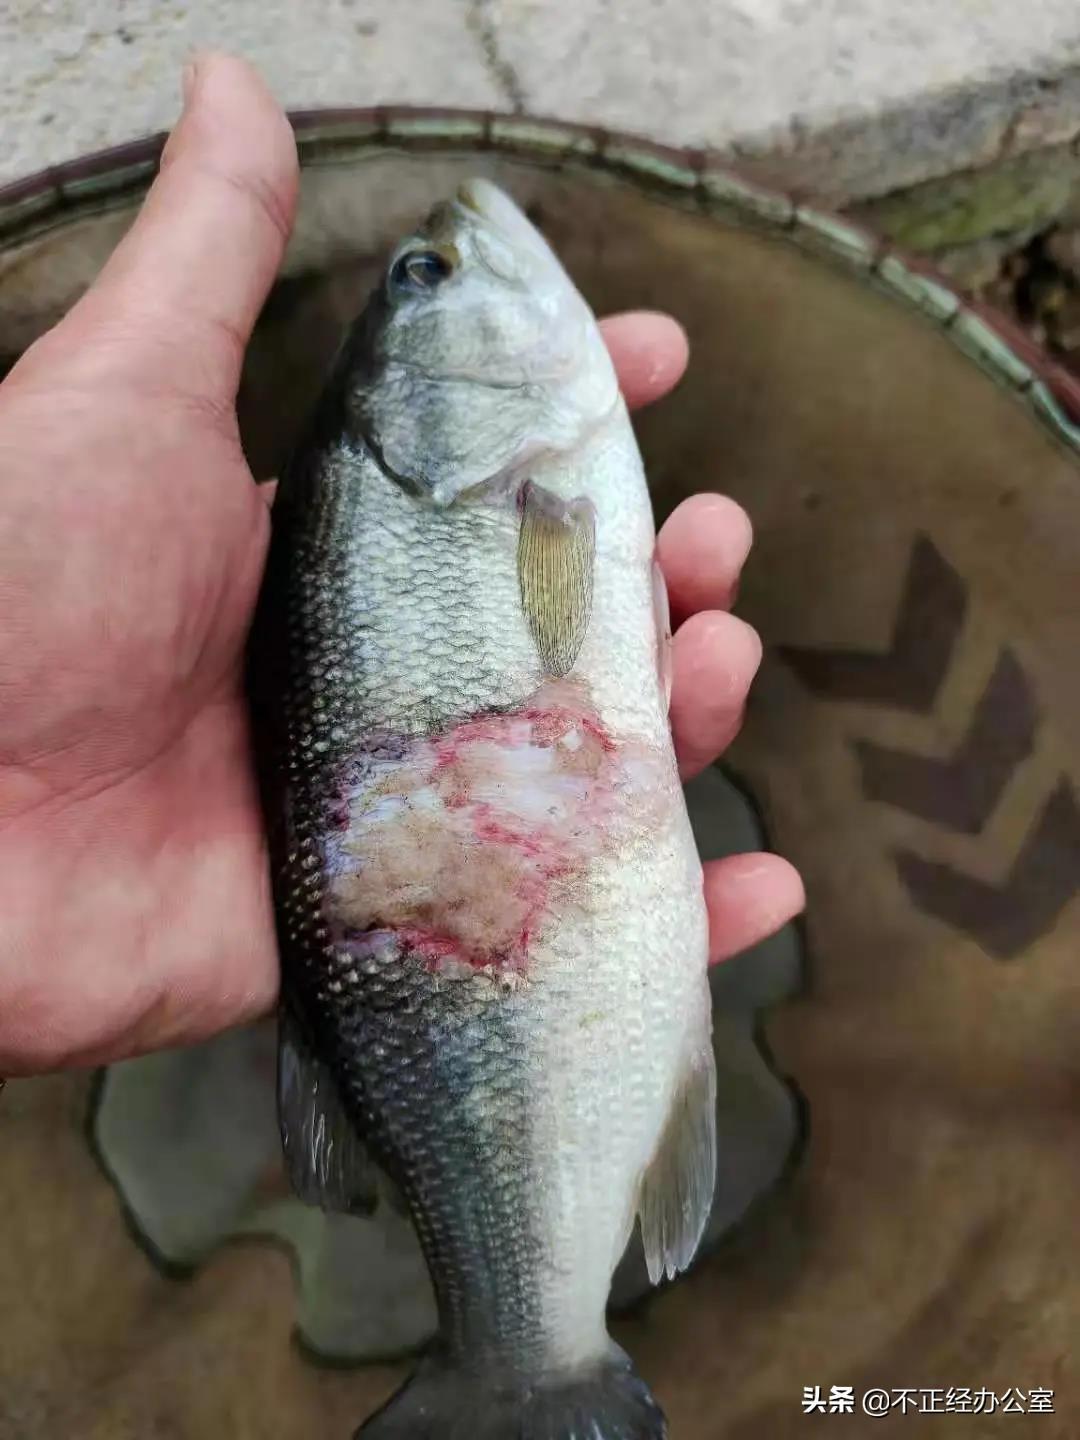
(410, 179, 538, 267)
(454, 178, 548, 255)
(455, 177, 505, 219)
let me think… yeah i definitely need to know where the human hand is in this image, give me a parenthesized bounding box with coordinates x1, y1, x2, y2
(0, 54, 802, 1075)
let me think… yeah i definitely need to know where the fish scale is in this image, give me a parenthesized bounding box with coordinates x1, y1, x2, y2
(251, 178, 715, 1440)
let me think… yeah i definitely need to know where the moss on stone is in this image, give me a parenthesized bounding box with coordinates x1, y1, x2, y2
(853, 143, 1080, 253)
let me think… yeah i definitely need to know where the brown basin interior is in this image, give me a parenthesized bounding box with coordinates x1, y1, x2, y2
(0, 127, 1077, 1438)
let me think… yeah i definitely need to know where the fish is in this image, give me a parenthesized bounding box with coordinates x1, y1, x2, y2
(249, 178, 717, 1440)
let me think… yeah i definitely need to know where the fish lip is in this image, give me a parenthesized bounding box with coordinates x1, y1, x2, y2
(453, 179, 542, 252)
(455, 179, 489, 217)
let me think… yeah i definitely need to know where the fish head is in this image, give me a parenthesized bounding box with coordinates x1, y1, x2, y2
(347, 179, 620, 505)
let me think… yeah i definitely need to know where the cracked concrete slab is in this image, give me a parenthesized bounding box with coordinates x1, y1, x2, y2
(2, 2, 1080, 244)
(0, 0, 503, 183)
(484, 0, 1080, 204)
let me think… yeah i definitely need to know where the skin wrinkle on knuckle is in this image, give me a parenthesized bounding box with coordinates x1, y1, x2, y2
(104, 342, 243, 432)
(32, 299, 240, 411)
(131, 287, 250, 397)
(186, 313, 249, 400)
(165, 383, 241, 442)
(186, 151, 296, 253)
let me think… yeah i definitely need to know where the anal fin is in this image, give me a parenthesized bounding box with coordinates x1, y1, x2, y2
(278, 1003, 376, 1215)
(638, 1046, 717, 1285)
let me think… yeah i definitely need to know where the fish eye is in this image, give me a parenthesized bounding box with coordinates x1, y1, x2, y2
(390, 248, 454, 294)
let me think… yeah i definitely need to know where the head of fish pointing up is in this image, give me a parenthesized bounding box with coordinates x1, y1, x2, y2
(345, 178, 619, 505)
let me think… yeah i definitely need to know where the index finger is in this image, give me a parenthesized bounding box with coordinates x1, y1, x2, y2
(599, 312, 689, 410)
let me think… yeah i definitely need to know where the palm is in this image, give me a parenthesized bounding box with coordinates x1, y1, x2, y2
(0, 54, 801, 1075)
(0, 374, 278, 1066)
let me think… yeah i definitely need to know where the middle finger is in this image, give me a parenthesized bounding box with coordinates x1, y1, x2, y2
(669, 610, 763, 781)
(657, 493, 753, 624)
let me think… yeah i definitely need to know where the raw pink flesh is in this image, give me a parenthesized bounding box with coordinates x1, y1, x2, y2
(325, 683, 646, 975)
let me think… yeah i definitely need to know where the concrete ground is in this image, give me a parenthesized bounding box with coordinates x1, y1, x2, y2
(3, 0, 1080, 212)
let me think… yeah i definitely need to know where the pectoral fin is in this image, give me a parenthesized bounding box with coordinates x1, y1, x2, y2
(637, 1045, 717, 1284)
(278, 1002, 376, 1215)
(517, 480, 596, 677)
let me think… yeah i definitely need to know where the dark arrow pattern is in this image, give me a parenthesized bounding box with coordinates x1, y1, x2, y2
(853, 649, 1038, 834)
(781, 533, 1078, 958)
(895, 780, 1080, 960)
(779, 535, 967, 713)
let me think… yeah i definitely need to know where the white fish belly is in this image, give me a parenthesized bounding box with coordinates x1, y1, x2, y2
(528, 812, 710, 1367)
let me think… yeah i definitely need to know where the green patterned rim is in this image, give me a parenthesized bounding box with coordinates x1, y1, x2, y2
(2, 106, 1078, 456)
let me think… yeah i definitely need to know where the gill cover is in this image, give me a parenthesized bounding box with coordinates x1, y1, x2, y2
(347, 179, 619, 505)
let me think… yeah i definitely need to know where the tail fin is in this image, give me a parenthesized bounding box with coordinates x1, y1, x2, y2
(355, 1348, 666, 1439)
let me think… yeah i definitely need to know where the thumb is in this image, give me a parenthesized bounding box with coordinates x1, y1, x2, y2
(35, 52, 298, 408)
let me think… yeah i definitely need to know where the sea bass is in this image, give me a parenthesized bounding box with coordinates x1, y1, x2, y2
(251, 179, 716, 1439)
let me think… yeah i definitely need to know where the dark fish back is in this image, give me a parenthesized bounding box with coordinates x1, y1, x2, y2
(251, 422, 549, 1371)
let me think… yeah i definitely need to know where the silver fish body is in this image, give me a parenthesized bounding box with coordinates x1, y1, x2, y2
(251, 180, 716, 1440)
